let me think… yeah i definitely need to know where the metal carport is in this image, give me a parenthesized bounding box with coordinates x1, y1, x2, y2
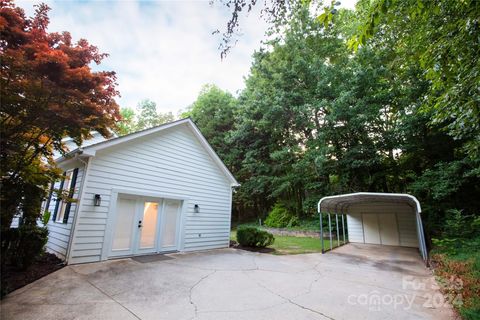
(317, 192, 428, 263)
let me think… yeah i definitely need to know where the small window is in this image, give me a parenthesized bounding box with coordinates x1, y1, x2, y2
(55, 170, 74, 223)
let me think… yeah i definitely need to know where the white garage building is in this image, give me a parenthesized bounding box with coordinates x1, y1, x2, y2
(44, 118, 239, 264)
(318, 192, 428, 263)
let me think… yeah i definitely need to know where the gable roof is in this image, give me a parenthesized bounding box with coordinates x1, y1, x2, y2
(59, 118, 239, 186)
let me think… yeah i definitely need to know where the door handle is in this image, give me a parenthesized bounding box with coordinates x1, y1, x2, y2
(138, 220, 142, 228)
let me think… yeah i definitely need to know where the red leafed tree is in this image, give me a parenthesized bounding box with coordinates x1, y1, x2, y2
(0, 1, 120, 232)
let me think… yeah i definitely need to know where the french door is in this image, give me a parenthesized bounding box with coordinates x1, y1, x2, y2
(110, 196, 181, 257)
(160, 199, 182, 252)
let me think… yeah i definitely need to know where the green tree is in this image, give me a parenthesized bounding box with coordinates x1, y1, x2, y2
(116, 107, 136, 136)
(0, 2, 120, 230)
(351, 0, 480, 157)
(230, 6, 403, 217)
(0, 1, 120, 269)
(350, 0, 480, 239)
(135, 99, 174, 131)
(182, 84, 237, 168)
(224, 2, 480, 231)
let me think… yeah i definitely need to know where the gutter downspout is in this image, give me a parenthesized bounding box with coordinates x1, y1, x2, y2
(65, 154, 89, 264)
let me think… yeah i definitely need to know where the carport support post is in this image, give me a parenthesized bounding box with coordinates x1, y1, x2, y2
(328, 213, 332, 251)
(319, 211, 324, 254)
(335, 214, 340, 248)
(342, 214, 346, 245)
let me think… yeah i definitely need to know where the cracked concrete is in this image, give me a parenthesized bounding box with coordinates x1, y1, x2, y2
(1, 244, 457, 320)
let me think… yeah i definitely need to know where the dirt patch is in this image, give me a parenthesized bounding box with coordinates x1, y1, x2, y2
(1, 252, 64, 298)
(235, 246, 276, 254)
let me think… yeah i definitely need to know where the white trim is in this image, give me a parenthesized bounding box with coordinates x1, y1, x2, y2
(102, 188, 189, 260)
(159, 199, 183, 252)
(101, 189, 118, 260)
(87, 119, 191, 152)
(185, 120, 239, 187)
(227, 187, 233, 246)
(65, 158, 90, 264)
(179, 200, 188, 251)
(112, 188, 191, 202)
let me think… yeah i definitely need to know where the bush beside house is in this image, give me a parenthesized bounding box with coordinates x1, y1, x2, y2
(237, 226, 275, 248)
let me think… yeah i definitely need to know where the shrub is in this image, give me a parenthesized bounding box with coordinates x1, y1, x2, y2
(8, 225, 49, 270)
(237, 226, 274, 248)
(443, 209, 479, 239)
(264, 203, 299, 228)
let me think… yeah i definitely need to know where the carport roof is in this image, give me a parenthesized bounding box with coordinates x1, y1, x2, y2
(318, 192, 421, 214)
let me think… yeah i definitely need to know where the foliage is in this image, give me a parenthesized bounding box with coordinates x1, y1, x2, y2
(226, 5, 410, 218)
(41, 211, 51, 227)
(0, 1, 120, 240)
(431, 236, 480, 319)
(442, 210, 479, 240)
(236, 226, 274, 248)
(181, 84, 237, 166)
(2, 225, 49, 270)
(219, 0, 480, 157)
(135, 99, 174, 132)
(264, 203, 299, 228)
(116, 107, 136, 136)
(351, 0, 480, 158)
(216, 0, 341, 58)
(232, 228, 339, 255)
(200, 1, 480, 245)
(114, 101, 175, 136)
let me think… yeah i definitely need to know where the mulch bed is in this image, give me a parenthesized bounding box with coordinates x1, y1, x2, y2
(229, 240, 276, 253)
(1, 252, 64, 298)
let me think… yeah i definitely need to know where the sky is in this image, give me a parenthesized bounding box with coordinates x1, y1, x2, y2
(18, 0, 357, 115)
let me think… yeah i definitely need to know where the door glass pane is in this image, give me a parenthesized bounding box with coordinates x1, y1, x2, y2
(162, 200, 180, 248)
(140, 202, 159, 249)
(112, 198, 136, 251)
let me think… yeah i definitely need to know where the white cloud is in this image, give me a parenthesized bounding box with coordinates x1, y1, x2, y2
(16, 0, 357, 114)
(18, 0, 269, 114)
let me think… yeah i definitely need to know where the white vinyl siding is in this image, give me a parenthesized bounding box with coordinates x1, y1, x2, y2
(69, 125, 232, 264)
(45, 167, 84, 260)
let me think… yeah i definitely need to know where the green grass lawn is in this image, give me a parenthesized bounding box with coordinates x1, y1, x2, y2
(230, 230, 341, 255)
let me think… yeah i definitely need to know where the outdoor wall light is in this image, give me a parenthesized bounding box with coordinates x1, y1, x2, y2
(94, 194, 101, 207)
(194, 204, 200, 213)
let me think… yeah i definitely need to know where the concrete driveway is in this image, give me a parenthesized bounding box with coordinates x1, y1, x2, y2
(1, 244, 456, 320)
